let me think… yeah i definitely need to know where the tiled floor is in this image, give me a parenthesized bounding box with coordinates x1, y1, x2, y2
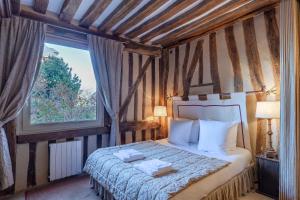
(5, 176, 273, 200)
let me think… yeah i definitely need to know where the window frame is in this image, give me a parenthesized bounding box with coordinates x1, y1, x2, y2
(19, 33, 102, 134)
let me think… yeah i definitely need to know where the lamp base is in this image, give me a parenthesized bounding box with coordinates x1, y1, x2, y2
(265, 149, 278, 159)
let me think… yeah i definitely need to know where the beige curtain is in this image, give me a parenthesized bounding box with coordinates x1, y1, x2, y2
(279, 0, 300, 199)
(88, 36, 123, 146)
(0, 17, 45, 190)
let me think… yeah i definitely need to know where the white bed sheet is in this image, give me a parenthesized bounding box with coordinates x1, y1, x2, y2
(157, 139, 252, 200)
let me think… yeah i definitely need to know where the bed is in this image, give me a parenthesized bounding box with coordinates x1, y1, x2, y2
(84, 92, 254, 200)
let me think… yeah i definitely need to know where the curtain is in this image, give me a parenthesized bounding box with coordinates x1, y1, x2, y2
(88, 35, 123, 146)
(279, 0, 300, 199)
(0, 17, 45, 190)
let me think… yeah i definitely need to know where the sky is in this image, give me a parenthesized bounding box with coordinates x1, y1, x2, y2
(43, 43, 97, 92)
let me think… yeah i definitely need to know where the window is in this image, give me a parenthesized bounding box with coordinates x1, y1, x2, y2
(20, 42, 100, 133)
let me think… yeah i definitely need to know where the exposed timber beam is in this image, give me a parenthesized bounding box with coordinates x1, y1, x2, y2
(59, 0, 83, 23)
(125, 0, 198, 39)
(140, 0, 224, 43)
(33, 0, 48, 14)
(98, 0, 142, 32)
(113, 0, 168, 35)
(153, 0, 251, 45)
(19, 5, 161, 56)
(162, 0, 279, 48)
(79, 0, 111, 28)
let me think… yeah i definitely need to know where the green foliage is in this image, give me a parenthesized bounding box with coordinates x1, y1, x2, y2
(31, 55, 96, 124)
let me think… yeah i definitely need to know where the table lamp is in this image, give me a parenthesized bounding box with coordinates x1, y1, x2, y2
(154, 106, 167, 118)
(256, 101, 280, 158)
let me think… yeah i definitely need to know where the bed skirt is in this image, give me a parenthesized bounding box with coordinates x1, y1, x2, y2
(89, 165, 255, 200)
(203, 164, 255, 200)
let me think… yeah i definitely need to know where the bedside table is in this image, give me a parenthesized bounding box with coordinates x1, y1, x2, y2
(256, 154, 279, 199)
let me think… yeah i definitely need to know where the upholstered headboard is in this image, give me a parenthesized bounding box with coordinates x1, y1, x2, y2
(172, 92, 251, 152)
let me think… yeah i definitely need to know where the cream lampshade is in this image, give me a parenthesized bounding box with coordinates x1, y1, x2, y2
(256, 101, 280, 119)
(154, 106, 167, 117)
(256, 101, 280, 158)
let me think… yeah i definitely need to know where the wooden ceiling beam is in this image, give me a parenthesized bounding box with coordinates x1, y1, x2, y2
(20, 5, 161, 56)
(140, 0, 224, 43)
(113, 0, 168, 35)
(98, 0, 142, 33)
(160, 0, 279, 47)
(79, 0, 111, 28)
(152, 0, 251, 45)
(33, 0, 49, 14)
(125, 0, 198, 39)
(59, 0, 83, 23)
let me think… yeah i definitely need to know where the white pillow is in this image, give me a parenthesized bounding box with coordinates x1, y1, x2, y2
(172, 118, 200, 143)
(197, 120, 239, 153)
(168, 119, 193, 146)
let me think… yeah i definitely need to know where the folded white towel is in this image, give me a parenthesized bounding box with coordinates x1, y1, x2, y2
(113, 149, 144, 162)
(134, 159, 174, 176)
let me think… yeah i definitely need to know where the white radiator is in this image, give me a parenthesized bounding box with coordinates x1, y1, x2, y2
(49, 140, 82, 181)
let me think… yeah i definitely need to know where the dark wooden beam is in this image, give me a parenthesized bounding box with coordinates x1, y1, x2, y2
(162, 49, 169, 106)
(113, 0, 168, 35)
(173, 47, 179, 96)
(126, 0, 198, 39)
(243, 17, 265, 91)
(83, 136, 88, 165)
(59, 0, 83, 23)
(33, 0, 49, 14)
(153, 0, 251, 45)
(225, 25, 243, 92)
(96, 134, 102, 148)
(190, 82, 214, 88)
(119, 57, 153, 118)
(151, 58, 156, 140)
(17, 127, 110, 144)
(162, 0, 279, 47)
(140, 0, 223, 43)
(141, 55, 146, 141)
(209, 32, 221, 93)
(123, 42, 161, 56)
(27, 143, 37, 187)
(264, 8, 280, 98)
(120, 121, 160, 132)
(243, 17, 267, 153)
(198, 43, 204, 86)
(182, 40, 203, 100)
(79, 0, 111, 28)
(182, 42, 190, 89)
(98, 0, 142, 32)
(19, 6, 162, 56)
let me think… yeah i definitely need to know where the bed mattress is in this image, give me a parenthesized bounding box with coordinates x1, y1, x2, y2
(157, 139, 252, 200)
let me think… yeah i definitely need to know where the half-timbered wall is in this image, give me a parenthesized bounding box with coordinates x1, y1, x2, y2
(120, 53, 161, 143)
(165, 7, 280, 156)
(13, 7, 279, 193)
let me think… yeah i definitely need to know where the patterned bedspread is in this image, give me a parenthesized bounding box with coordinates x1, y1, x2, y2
(84, 141, 229, 200)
